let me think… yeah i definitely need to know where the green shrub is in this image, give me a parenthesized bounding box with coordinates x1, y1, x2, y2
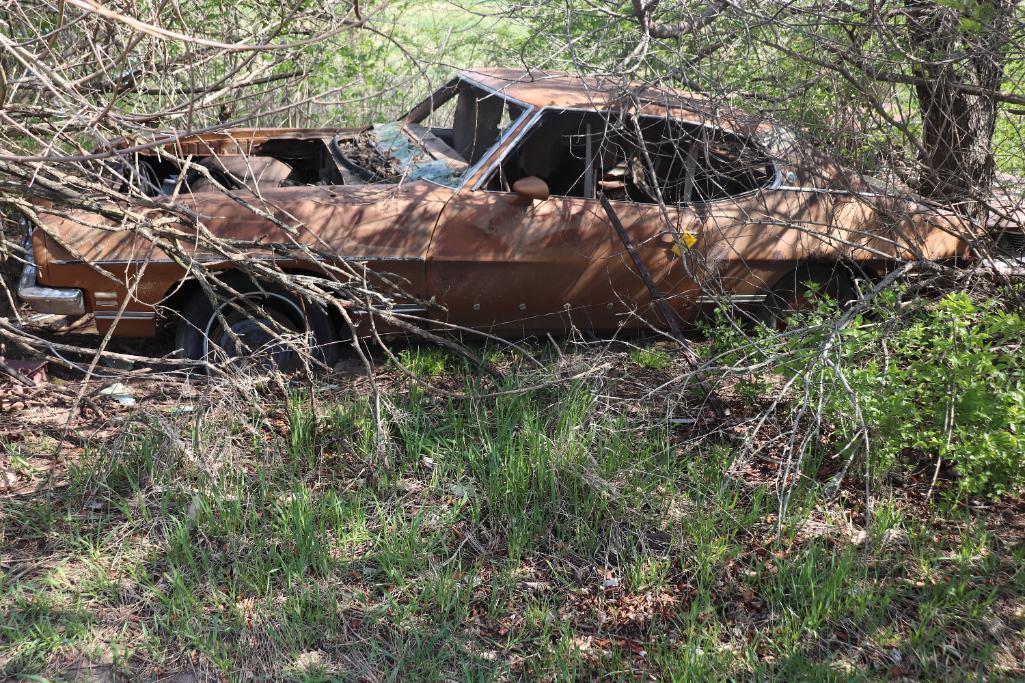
(792, 291, 1025, 497)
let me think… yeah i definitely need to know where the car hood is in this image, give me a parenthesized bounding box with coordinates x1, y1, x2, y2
(31, 181, 454, 270)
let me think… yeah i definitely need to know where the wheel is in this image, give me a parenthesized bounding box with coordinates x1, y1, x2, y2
(755, 264, 858, 329)
(175, 273, 339, 372)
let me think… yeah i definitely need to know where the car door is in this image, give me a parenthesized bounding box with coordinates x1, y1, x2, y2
(426, 109, 702, 335)
(680, 123, 793, 305)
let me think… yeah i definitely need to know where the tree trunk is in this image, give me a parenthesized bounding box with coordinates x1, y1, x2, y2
(907, 0, 1016, 217)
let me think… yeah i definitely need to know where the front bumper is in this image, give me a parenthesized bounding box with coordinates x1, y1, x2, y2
(17, 237, 85, 315)
(979, 255, 1025, 276)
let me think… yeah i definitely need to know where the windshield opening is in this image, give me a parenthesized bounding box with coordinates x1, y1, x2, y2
(331, 79, 529, 189)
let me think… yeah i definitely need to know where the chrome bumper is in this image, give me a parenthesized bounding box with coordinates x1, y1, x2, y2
(17, 239, 85, 315)
(979, 256, 1025, 276)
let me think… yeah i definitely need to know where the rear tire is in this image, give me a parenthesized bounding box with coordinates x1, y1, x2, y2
(754, 264, 858, 329)
(175, 273, 339, 372)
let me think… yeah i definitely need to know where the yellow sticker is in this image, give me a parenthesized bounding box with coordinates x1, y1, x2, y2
(670, 232, 698, 256)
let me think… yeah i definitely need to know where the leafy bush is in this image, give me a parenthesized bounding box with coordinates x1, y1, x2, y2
(792, 291, 1025, 497)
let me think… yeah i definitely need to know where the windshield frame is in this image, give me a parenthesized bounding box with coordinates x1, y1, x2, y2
(402, 76, 536, 190)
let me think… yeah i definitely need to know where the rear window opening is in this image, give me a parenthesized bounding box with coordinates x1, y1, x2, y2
(486, 110, 775, 204)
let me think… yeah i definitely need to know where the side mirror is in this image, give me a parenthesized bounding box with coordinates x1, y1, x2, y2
(511, 176, 549, 206)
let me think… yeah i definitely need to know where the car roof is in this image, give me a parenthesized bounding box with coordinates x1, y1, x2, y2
(457, 68, 774, 138)
(112, 69, 776, 159)
(460, 68, 719, 114)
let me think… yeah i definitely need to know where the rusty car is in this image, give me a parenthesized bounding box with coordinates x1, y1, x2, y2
(17, 68, 979, 370)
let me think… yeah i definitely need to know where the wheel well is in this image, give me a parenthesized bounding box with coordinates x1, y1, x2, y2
(767, 260, 870, 294)
(158, 277, 203, 330)
(157, 267, 346, 335)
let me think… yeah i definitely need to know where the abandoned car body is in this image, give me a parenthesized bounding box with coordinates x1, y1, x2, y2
(18, 68, 976, 368)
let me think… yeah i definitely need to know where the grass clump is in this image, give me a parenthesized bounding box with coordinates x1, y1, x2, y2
(629, 346, 673, 370)
(395, 346, 450, 378)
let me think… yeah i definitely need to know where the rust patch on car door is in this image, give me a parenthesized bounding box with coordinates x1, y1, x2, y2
(427, 188, 700, 334)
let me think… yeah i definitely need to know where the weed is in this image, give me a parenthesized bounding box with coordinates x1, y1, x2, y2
(629, 346, 672, 370)
(397, 347, 450, 378)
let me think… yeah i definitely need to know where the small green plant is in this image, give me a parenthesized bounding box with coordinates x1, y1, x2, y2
(324, 396, 377, 460)
(629, 346, 672, 370)
(4, 455, 38, 480)
(737, 375, 772, 402)
(699, 306, 773, 366)
(287, 390, 318, 463)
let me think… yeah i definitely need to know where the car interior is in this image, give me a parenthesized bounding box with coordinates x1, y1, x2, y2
(485, 110, 776, 204)
(114, 78, 774, 203)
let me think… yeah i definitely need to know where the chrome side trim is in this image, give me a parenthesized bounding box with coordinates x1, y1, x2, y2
(17, 237, 86, 315)
(51, 254, 425, 266)
(773, 186, 886, 198)
(94, 311, 156, 320)
(49, 256, 140, 264)
(387, 303, 429, 313)
(94, 291, 118, 309)
(696, 294, 768, 304)
(349, 302, 430, 315)
(336, 255, 425, 263)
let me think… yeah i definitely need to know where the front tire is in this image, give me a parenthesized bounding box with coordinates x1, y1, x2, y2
(175, 274, 339, 372)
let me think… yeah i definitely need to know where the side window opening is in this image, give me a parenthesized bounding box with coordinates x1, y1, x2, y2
(684, 126, 775, 202)
(486, 110, 775, 204)
(487, 110, 609, 196)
